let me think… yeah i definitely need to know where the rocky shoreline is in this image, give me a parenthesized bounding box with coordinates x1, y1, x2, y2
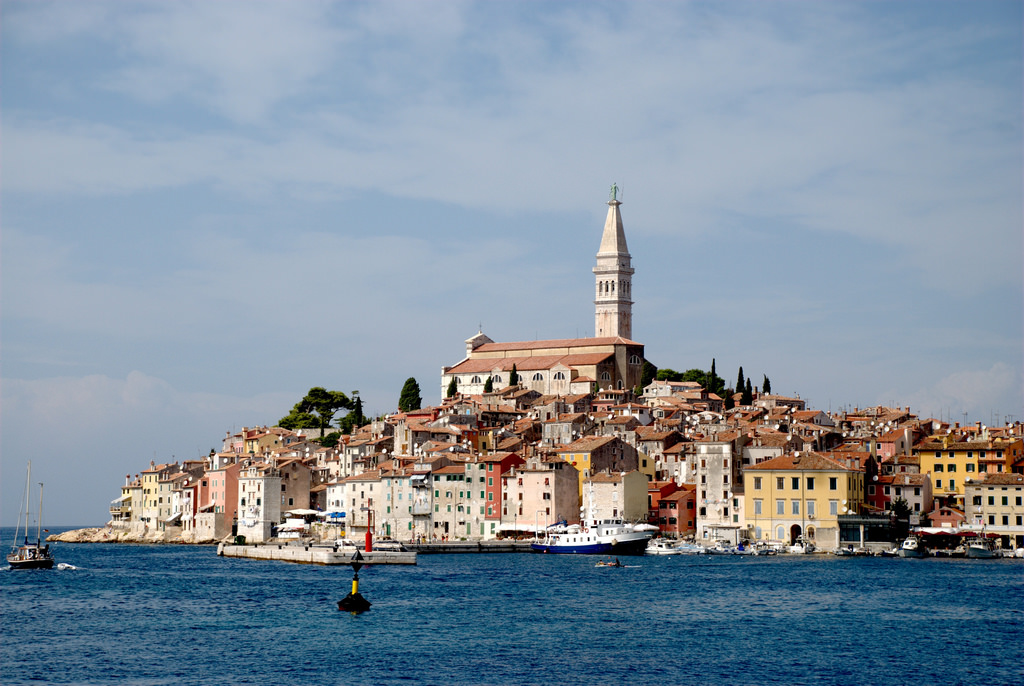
(47, 527, 221, 545)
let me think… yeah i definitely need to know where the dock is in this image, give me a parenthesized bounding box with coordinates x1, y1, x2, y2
(405, 540, 535, 554)
(217, 541, 417, 565)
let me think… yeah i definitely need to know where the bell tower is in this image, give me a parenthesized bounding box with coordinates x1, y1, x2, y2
(593, 184, 634, 339)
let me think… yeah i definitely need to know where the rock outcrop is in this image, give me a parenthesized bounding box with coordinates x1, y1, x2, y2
(47, 527, 221, 545)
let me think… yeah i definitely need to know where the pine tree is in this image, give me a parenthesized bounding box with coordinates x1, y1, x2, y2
(446, 376, 458, 398)
(398, 378, 422, 412)
(736, 367, 745, 393)
(763, 375, 772, 395)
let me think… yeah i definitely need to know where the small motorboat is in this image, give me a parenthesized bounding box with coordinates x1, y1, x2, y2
(645, 538, 680, 555)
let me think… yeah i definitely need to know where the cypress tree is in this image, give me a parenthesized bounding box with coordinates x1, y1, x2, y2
(736, 367, 745, 394)
(484, 376, 494, 393)
(763, 375, 772, 394)
(742, 379, 753, 406)
(446, 376, 458, 398)
(509, 364, 519, 387)
(398, 378, 422, 412)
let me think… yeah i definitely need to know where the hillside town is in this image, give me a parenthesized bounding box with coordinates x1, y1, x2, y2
(102, 190, 1024, 554)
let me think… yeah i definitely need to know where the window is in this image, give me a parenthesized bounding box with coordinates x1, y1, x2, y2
(791, 500, 800, 515)
(754, 499, 763, 515)
(807, 501, 815, 517)
(777, 477, 785, 490)
(629, 355, 642, 365)
(869, 485, 876, 495)
(754, 477, 762, 490)
(600, 372, 610, 381)
(936, 480, 942, 489)
(487, 477, 493, 486)
(884, 486, 890, 495)
(830, 500, 839, 516)
(973, 496, 983, 506)
(532, 373, 543, 381)
(1002, 496, 1008, 506)
(776, 500, 785, 515)
(791, 477, 799, 490)
(471, 376, 481, 383)
(948, 464, 957, 473)
(807, 478, 815, 490)
(934, 464, 943, 472)
(829, 477, 838, 490)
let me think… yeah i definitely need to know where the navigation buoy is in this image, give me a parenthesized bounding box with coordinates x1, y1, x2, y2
(337, 550, 372, 613)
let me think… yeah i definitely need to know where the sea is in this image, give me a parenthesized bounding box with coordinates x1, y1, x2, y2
(1, 527, 1022, 686)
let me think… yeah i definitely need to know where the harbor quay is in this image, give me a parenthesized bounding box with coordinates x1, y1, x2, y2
(216, 538, 535, 565)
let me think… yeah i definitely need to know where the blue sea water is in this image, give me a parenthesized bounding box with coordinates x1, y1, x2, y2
(2, 527, 1023, 685)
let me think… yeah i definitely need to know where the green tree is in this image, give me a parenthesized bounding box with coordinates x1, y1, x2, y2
(338, 391, 369, 434)
(681, 368, 707, 384)
(509, 364, 519, 387)
(656, 368, 683, 382)
(742, 378, 753, 406)
(736, 367, 745, 394)
(446, 376, 458, 398)
(640, 361, 658, 389)
(318, 431, 342, 448)
(278, 407, 319, 431)
(484, 376, 494, 393)
(763, 375, 772, 394)
(398, 377, 422, 412)
(291, 386, 352, 437)
(724, 392, 735, 410)
(706, 359, 726, 397)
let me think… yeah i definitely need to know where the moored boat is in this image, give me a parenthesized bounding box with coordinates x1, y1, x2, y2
(965, 536, 1000, 559)
(897, 535, 927, 558)
(531, 517, 654, 555)
(8, 461, 55, 571)
(645, 538, 681, 555)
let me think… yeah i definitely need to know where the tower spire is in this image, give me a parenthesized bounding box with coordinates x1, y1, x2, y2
(593, 185, 634, 339)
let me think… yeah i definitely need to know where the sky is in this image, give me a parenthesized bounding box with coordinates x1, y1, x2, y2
(2, 1, 1021, 526)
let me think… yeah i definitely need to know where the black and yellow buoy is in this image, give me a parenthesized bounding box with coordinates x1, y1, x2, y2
(337, 550, 372, 613)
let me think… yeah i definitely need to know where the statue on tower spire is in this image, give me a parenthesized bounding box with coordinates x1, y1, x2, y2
(609, 182, 620, 202)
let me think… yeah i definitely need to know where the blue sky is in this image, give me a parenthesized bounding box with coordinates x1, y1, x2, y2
(2, 1, 1021, 525)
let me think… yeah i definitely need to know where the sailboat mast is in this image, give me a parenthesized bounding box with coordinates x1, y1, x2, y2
(22, 461, 32, 545)
(37, 482, 45, 546)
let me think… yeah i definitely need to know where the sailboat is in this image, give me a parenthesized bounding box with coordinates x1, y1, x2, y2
(7, 461, 55, 570)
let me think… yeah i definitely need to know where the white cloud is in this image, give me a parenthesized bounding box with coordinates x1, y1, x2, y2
(898, 363, 1022, 423)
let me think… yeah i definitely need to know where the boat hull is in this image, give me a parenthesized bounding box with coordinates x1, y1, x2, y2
(8, 556, 55, 570)
(531, 541, 612, 554)
(966, 546, 1000, 559)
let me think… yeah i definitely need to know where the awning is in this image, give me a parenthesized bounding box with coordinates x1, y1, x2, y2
(285, 508, 319, 516)
(320, 511, 346, 520)
(198, 503, 215, 512)
(162, 513, 182, 524)
(111, 495, 130, 504)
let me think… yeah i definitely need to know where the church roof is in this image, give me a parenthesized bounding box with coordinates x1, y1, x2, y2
(446, 352, 614, 375)
(472, 336, 641, 352)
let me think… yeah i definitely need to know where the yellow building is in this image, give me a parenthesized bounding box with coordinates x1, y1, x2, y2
(916, 435, 1023, 504)
(744, 452, 864, 549)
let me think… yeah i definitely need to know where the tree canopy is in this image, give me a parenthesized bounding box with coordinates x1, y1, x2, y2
(278, 387, 351, 437)
(398, 377, 422, 412)
(509, 364, 519, 387)
(446, 376, 458, 398)
(483, 376, 494, 393)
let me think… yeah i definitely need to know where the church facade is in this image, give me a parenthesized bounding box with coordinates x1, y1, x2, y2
(441, 189, 647, 398)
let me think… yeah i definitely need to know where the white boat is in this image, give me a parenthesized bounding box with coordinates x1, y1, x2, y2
(965, 536, 1000, 559)
(7, 461, 55, 571)
(786, 537, 816, 554)
(645, 538, 681, 555)
(897, 535, 927, 558)
(532, 518, 654, 555)
(675, 542, 707, 555)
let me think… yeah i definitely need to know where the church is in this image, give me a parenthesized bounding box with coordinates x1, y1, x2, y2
(441, 188, 647, 398)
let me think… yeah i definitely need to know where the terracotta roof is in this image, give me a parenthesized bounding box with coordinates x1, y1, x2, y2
(967, 473, 1024, 486)
(747, 452, 857, 472)
(446, 352, 613, 375)
(474, 336, 641, 352)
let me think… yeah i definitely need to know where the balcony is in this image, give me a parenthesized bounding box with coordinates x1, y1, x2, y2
(411, 503, 432, 516)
